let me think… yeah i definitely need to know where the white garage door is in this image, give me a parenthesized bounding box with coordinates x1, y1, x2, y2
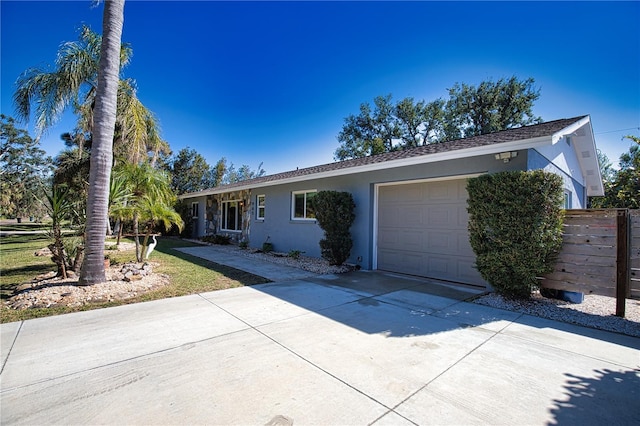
(376, 179, 486, 287)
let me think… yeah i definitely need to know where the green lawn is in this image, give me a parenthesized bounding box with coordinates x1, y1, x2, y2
(0, 234, 269, 323)
(0, 221, 51, 232)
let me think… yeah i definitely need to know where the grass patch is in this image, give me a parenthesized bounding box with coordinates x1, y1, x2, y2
(1, 234, 56, 300)
(0, 221, 51, 232)
(0, 235, 269, 323)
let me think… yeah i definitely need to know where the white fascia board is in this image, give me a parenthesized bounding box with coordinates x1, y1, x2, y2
(549, 116, 603, 196)
(550, 116, 591, 144)
(179, 135, 555, 199)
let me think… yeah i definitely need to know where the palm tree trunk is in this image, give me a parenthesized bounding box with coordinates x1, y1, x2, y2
(133, 212, 141, 262)
(141, 220, 157, 260)
(116, 219, 123, 245)
(79, 0, 125, 285)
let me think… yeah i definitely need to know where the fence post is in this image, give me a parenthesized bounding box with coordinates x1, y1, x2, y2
(616, 209, 629, 317)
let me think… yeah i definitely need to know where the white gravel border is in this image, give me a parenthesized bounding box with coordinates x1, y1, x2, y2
(472, 292, 640, 338)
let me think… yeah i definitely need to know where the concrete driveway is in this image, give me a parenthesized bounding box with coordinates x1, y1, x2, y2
(1, 247, 639, 425)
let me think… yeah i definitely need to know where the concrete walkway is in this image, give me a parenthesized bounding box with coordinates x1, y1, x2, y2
(1, 247, 639, 425)
(176, 245, 320, 282)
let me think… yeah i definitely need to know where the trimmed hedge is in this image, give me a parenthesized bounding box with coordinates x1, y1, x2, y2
(313, 191, 356, 266)
(467, 170, 564, 298)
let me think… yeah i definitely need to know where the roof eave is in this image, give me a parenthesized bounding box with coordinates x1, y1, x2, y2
(179, 135, 556, 198)
(551, 116, 604, 196)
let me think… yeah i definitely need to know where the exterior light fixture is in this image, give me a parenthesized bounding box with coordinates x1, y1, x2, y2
(495, 151, 518, 163)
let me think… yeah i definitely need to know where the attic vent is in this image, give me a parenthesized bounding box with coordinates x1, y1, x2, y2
(586, 169, 595, 176)
(581, 151, 591, 158)
(590, 185, 600, 191)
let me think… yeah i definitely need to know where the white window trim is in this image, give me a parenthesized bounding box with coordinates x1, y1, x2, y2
(291, 190, 317, 221)
(563, 190, 572, 209)
(191, 202, 199, 219)
(221, 199, 242, 232)
(256, 194, 265, 220)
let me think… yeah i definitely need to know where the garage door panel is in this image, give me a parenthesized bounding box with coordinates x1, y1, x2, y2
(377, 179, 486, 287)
(378, 205, 401, 227)
(380, 184, 422, 203)
(378, 228, 399, 246)
(400, 230, 423, 251)
(458, 258, 482, 282)
(402, 206, 425, 227)
(458, 208, 470, 227)
(455, 233, 475, 256)
(426, 180, 456, 201)
(427, 255, 451, 276)
(378, 250, 423, 276)
(426, 206, 451, 226)
(426, 231, 455, 252)
(379, 229, 424, 251)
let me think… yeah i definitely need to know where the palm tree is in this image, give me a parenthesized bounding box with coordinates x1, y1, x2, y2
(13, 25, 131, 135)
(78, 0, 125, 285)
(114, 80, 171, 166)
(108, 170, 131, 239)
(112, 162, 177, 261)
(138, 195, 184, 258)
(53, 132, 91, 218)
(13, 26, 165, 167)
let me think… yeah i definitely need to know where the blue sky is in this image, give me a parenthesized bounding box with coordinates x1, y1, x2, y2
(2, 1, 639, 174)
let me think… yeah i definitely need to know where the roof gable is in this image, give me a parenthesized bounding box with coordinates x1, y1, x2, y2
(181, 116, 596, 198)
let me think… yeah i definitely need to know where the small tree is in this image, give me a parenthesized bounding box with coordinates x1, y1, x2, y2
(42, 185, 75, 278)
(590, 136, 639, 209)
(0, 115, 53, 220)
(467, 171, 564, 298)
(139, 195, 184, 258)
(313, 191, 356, 266)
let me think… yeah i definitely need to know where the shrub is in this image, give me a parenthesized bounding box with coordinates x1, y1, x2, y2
(262, 242, 274, 253)
(288, 249, 303, 260)
(467, 170, 564, 299)
(313, 191, 356, 266)
(201, 234, 231, 245)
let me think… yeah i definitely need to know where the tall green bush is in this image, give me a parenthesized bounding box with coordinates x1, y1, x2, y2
(467, 170, 564, 298)
(313, 191, 356, 266)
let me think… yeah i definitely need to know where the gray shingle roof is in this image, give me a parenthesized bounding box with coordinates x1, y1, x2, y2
(187, 116, 587, 195)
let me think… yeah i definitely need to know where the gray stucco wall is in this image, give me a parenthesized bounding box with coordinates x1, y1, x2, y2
(185, 145, 584, 271)
(247, 150, 528, 270)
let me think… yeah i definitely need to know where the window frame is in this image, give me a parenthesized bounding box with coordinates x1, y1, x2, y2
(563, 190, 572, 209)
(291, 190, 317, 221)
(221, 199, 243, 232)
(256, 194, 265, 220)
(191, 202, 199, 219)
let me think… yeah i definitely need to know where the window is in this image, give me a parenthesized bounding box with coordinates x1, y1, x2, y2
(292, 190, 317, 220)
(256, 194, 265, 220)
(191, 202, 199, 219)
(563, 191, 572, 209)
(221, 200, 242, 231)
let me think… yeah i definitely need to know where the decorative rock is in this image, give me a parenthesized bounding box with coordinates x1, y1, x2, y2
(34, 247, 52, 257)
(5, 263, 169, 310)
(125, 274, 143, 282)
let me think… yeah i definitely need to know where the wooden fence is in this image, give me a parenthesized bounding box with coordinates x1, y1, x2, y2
(540, 209, 639, 317)
(631, 209, 640, 298)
